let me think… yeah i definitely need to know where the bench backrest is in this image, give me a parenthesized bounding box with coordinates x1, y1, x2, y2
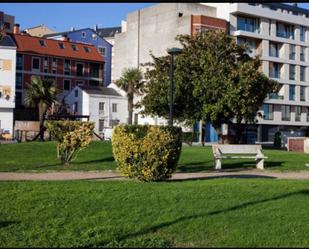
(212, 144, 263, 155)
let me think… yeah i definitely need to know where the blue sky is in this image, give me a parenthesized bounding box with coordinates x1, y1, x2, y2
(1, 3, 309, 32)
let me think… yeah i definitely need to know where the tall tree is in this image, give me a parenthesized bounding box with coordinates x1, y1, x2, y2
(24, 76, 57, 141)
(142, 30, 279, 143)
(115, 68, 145, 125)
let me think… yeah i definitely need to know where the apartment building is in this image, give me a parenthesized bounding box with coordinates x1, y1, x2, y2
(9, 24, 104, 108)
(0, 35, 16, 135)
(113, 3, 228, 130)
(0, 11, 15, 33)
(24, 24, 56, 37)
(44, 27, 112, 86)
(202, 3, 309, 143)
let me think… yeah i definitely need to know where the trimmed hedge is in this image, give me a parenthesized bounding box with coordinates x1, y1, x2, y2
(112, 125, 182, 181)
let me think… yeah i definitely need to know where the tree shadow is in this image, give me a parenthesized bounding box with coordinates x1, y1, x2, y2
(87, 189, 309, 247)
(72, 157, 115, 165)
(169, 174, 277, 182)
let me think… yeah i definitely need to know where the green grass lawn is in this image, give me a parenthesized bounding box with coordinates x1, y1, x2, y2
(1, 179, 309, 247)
(1, 141, 309, 172)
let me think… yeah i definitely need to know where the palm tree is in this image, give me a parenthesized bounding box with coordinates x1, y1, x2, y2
(115, 68, 145, 125)
(24, 76, 57, 141)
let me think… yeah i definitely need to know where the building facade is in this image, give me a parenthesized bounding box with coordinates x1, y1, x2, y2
(24, 24, 56, 37)
(203, 3, 309, 143)
(0, 11, 15, 33)
(10, 25, 104, 108)
(0, 35, 16, 135)
(65, 85, 128, 138)
(112, 2, 228, 135)
(44, 28, 112, 86)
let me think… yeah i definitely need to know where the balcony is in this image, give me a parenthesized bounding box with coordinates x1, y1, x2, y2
(268, 93, 284, 100)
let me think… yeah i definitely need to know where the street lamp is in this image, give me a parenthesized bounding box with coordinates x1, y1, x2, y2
(167, 47, 182, 127)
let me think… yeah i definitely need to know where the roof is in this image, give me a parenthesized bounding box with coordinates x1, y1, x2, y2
(10, 33, 103, 62)
(0, 35, 16, 47)
(264, 3, 309, 16)
(43, 28, 89, 38)
(24, 24, 55, 32)
(96, 27, 121, 38)
(79, 86, 122, 97)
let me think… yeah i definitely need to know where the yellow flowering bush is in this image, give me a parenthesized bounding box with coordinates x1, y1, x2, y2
(46, 120, 94, 165)
(112, 125, 182, 181)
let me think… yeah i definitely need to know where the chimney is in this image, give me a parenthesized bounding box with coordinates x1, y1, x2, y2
(94, 24, 98, 31)
(13, 24, 20, 34)
(70, 27, 75, 31)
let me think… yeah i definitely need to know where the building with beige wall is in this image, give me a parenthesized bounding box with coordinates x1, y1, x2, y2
(24, 24, 56, 37)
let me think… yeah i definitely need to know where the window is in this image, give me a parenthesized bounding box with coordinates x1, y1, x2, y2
(15, 92, 22, 107)
(81, 31, 86, 38)
(99, 119, 104, 132)
(276, 21, 294, 39)
(237, 16, 260, 33)
(300, 66, 306, 81)
(73, 101, 78, 113)
(289, 44, 295, 60)
(83, 47, 90, 53)
(269, 19, 271, 36)
(112, 103, 117, 113)
(301, 86, 306, 101)
(58, 43, 65, 49)
(52, 58, 57, 67)
(16, 54, 23, 70)
(263, 104, 274, 120)
(307, 107, 309, 122)
(269, 42, 280, 57)
(98, 47, 106, 56)
(72, 44, 78, 51)
(295, 106, 302, 121)
(269, 62, 281, 78)
(16, 73, 22, 89)
(63, 79, 71, 91)
(110, 119, 120, 128)
(74, 89, 78, 97)
(76, 80, 84, 86)
(32, 57, 40, 71)
(282, 105, 291, 121)
(44, 57, 48, 67)
(289, 65, 296, 80)
(289, 85, 296, 100)
(237, 38, 256, 57)
(64, 59, 70, 75)
(99, 102, 105, 113)
(44, 68, 48, 73)
(92, 34, 97, 40)
(300, 46, 306, 61)
(76, 63, 84, 76)
(300, 26, 306, 42)
(39, 40, 46, 47)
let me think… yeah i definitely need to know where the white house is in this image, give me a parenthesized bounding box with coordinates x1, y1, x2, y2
(65, 85, 128, 139)
(0, 35, 16, 135)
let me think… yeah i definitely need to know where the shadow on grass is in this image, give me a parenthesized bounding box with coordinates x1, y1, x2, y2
(169, 174, 277, 182)
(0, 221, 19, 229)
(73, 157, 115, 165)
(88, 189, 309, 247)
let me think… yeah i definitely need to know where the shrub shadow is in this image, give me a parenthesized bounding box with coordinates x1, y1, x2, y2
(0, 221, 19, 229)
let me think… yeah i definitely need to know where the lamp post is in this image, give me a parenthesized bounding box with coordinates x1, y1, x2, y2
(167, 47, 182, 127)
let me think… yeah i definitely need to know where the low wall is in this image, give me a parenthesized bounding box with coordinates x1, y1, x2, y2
(287, 137, 309, 153)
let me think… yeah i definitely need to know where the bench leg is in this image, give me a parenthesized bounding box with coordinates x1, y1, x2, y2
(214, 158, 222, 170)
(256, 158, 264, 170)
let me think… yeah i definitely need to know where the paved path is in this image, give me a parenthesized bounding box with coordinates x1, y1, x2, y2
(1, 169, 309, 181)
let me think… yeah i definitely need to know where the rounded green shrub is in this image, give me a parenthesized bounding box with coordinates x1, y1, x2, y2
(112, 125, 182, 182)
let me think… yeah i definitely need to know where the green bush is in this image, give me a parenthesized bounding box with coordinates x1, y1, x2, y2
(46, 120, 94, 165)
(112, 125, 182, 182)
(182, 131, 199, 146)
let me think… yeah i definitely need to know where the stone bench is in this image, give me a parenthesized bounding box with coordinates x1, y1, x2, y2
(212, 144, 267, 170)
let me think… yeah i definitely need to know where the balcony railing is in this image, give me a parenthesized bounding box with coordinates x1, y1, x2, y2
(268, 93, 284, 100)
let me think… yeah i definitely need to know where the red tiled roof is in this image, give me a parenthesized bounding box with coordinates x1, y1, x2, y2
(11, 33, 104, 63)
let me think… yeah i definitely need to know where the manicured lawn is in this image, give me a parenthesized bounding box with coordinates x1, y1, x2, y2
(1, 179, 309, 247)
(1, 141, 309, 172)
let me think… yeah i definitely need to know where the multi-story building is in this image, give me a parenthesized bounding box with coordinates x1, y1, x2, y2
(203, 3, 309, 144)
(0, 11, 15, 33)
(9, 24, 104, 108)
(44, 27, 112, 86)
(113, 3, 228, 128)
(96, 26, 121, 82)
(24, 24, 56, 37)
(0, 34, 16, 135)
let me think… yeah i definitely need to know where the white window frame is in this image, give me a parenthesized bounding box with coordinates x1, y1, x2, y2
(81, 31, 86, 38)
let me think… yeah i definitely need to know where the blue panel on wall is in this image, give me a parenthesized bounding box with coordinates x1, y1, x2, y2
(205, 122, 218, 142)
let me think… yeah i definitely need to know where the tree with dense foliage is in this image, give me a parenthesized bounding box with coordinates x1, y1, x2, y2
(24, 76, 58, 141)
(142, 30, 279, 143)
(115, 68, 145, 125)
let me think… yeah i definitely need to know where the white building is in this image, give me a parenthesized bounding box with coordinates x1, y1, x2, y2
(65, 85, 128, 139)
(202, 2, 309, 142)
(0, 35, 16, 135)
